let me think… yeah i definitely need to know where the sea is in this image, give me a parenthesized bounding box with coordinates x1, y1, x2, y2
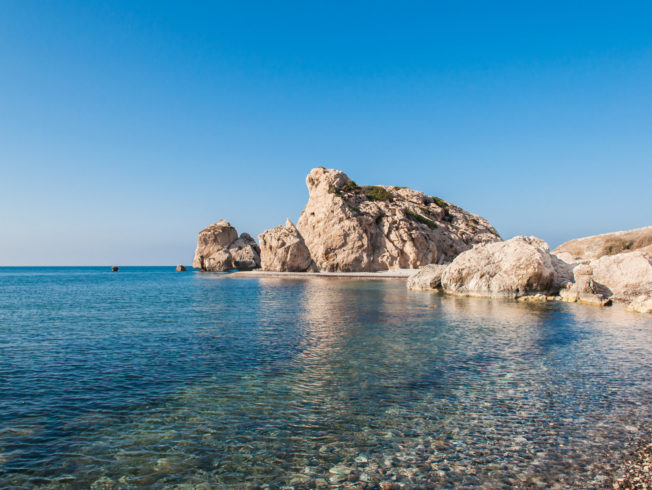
(0, 266, 650, 488)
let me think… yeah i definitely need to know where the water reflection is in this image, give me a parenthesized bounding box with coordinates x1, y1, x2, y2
(0, 270, 650, 487)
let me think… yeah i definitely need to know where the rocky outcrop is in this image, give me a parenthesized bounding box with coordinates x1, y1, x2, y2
(193, 220, 261, 272)
(406, 264, 447, 291)
(588, 251, 652, 299)
(259, 219, 315, 272)
(176, 264, 186, 271)
(407, 230, 652, 312)
(228, 233, 261, 271)
(295, 168, 500, 272)
(553, 226, 652, 261)
(558, 264, 611, 306)
(440, 236, 558, 298)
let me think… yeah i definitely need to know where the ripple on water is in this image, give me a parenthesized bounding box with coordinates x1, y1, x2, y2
(0, 267, 650, 487)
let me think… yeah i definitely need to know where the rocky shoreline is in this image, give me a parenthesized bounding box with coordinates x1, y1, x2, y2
(612, 441, 652, 489)
(192, 166, 651, 315)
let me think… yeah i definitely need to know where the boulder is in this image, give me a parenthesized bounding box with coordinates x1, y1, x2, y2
(259, 219, 314, 272)
(407, 264, 447, 291)
(176, 264, 186, 271)
(588, 251, 652, 300)
(553, 226, 652, 261)
(558, 265, 611, 306)
(192, 219, 261, 272)
(551, 229, 652, 311)
(626, 295, 652, 314)
(440, 236, 558, 298)
(228, 233, 261, 271)
(295, 167, 500, 272)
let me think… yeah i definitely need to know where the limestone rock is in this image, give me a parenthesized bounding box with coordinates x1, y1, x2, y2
(193, 219, 239, 271)
(558, 265, 611, 306)
(228, 233, 261, 271)
(440, 236, 558, 298)
(407, 264, 447, 291)
(517, 293, 550, 303)
(553, 226, 652, 261)
(626, 295, 652, 314)
(551, 228, 652, 309)
(295, 167, 500, 272)
(589, 251, 652, 300)
(176, 264, 186, 271)
(193, 219, 261, 272)
(259, 219, 314, 272)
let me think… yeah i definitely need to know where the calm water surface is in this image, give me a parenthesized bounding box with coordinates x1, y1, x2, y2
(0, 267, 651, 488)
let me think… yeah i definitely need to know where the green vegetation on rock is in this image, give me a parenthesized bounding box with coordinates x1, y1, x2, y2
(404, 208, 437, 229)
(362, 186, 393, 201)
(431, 196, 448, 208)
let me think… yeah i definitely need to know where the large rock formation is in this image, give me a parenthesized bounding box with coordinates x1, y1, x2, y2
(553, 226, 652, 261)
(193, 220, 261, 271)
(440, 236, 558, 298)
(407, 229, 652, 313)
(295, 167, 500, 272)
(258, 219, 314, 272)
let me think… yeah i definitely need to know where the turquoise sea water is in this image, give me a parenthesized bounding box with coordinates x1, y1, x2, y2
(0, 267, 651, 488)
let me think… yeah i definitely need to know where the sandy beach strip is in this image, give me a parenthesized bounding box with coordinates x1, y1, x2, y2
(230, 269, 414, 279)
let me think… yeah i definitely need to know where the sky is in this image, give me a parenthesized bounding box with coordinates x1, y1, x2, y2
(1, 1, 651, 265)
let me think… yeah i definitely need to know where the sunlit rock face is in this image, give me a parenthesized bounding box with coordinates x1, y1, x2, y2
(407, 264, 447, 291)
(295, 167, 500, 272)
(553, 226, 652, 261)
(258, 219, 314, 272)
(553, 228, 652, 312)
(193, 220, 260, 271)
(407, 229, 652, 313)
(440, 236, 558, 298)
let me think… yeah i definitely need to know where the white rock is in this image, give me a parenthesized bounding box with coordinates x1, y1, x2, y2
(626, 295, 652, 314)
(407, 264, 447, 291)
(440, 236, 558, 298)
(258, 219, 314, 272)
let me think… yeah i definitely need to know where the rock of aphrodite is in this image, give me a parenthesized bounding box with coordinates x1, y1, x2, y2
(258, 219, 314, 272)
(440, 236, 558, 298)
(295, 167, 500, 272)
(193, 220, 261, 272)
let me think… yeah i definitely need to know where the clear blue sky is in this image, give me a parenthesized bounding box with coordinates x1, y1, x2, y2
(1, 1, 651, 265)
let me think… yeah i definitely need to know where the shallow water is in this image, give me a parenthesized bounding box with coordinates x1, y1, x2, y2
(0, 267, 650, 488)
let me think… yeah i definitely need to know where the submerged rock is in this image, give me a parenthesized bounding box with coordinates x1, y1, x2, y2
(192, 219, 261, 272)
(259, 219, 314, 272)
(295, 167, 500, 272)
(440, 236, 558, 298)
